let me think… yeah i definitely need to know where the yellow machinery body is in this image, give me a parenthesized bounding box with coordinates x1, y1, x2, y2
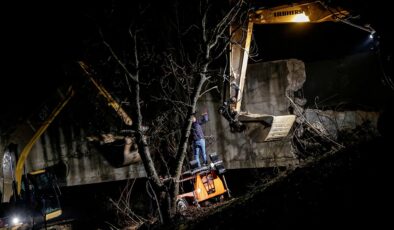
(177, 168, 227, 205)
(193, 171, 227, 203)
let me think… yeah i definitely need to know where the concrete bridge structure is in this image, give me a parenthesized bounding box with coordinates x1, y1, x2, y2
(1, 55, 381, 202)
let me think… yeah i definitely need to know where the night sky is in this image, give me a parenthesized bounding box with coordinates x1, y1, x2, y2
(2, 1, 92, 125)
(1, 0, 392, 126)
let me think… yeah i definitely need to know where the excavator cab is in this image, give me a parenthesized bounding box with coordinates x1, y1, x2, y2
(25, 169, 62, 221)
(0, 169, 61, 229)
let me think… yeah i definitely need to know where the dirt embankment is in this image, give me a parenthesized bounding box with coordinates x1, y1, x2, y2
(158, 137, 392, 230)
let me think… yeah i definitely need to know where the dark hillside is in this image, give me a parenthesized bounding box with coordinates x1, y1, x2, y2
(163, 136, 392, 229)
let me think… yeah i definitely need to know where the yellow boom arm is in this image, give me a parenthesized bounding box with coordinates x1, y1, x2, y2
(15, 63, 134, 194)
(78, 61, 133, 126)
(222, 1, 375, 140)
(15, 87, 74, 195)
(229, 1, 374, 113)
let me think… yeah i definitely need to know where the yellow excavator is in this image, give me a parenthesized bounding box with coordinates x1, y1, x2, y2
(219, 0, 375, 142)
(0, 61, 135, 229)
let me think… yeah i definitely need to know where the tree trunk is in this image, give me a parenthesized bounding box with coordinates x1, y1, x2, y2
(132, 67, 170, 222)
(170, 65, 208, 215)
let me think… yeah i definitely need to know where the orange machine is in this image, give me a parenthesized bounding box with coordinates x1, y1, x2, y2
(176, 153, 230, 212)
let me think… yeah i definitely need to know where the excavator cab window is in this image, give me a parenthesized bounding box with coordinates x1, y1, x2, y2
(28, 172, 50, 191)
(27, 171, 62, 220)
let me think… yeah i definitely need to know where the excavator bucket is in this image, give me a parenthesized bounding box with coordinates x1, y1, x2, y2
(238, 113, 296, 142)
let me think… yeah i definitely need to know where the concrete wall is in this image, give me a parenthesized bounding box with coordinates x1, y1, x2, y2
(201, 57, 380, 169)
(0, 124, 145, 202)
(202, 59, 305, 169)
(1, 126, 146, 185)
(1, 59, 304, 200)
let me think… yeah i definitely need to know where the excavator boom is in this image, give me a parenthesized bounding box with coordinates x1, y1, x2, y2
(221, 0, 375, 141)
(229, 1, 374, 114)
(14, 62, 134, 195)
(15, 86, 74, 195)
(2, 61, 136, 226)
(78, 61, 133, 127)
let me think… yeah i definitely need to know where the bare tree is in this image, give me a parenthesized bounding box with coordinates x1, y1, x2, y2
(78, 0, 246, 225)
(168, 0, 246, 216)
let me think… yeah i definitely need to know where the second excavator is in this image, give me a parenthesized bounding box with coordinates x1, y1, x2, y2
(219, 0, 375, 142)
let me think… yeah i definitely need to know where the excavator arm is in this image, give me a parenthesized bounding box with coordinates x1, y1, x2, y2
(15, 86, 74, 195)
(221, 0, 375, 141)
(78, 61, 133, 127)
(7, 63, 135, 224)
(14, 62, 133, 195)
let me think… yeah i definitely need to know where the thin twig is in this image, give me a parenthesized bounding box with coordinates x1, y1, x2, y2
(287, 95, 345, 149)
(199, 86, 219, 98)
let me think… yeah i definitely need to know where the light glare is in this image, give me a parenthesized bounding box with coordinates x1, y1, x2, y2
(12, 217, 20, 225)
(292, 13, 310, 22)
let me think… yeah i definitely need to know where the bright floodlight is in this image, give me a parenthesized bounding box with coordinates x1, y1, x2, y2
(292, 12, 310, 22)
(12, 217, 20, 225)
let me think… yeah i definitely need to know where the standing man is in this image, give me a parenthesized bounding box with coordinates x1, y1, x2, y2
(191, 111, 209, 167)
